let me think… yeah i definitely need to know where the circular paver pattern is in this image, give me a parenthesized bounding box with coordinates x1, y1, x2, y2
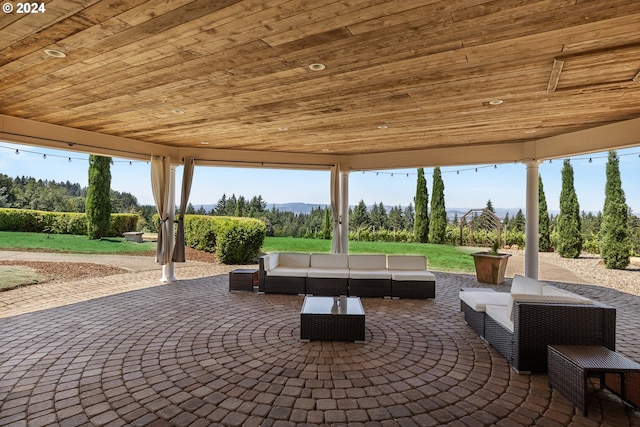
(1, 271, 639, 426)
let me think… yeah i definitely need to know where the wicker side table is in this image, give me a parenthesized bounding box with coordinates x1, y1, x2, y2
(548, 345, 640, 415)
(229, 268, 258, 292)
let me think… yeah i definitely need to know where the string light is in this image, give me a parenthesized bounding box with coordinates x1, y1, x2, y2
(68, 157, 72, 162)
(0, 144, 144, 165)
(42, 154, 46, 159)
(589, 158, 593, 163)
(15, 149, 19, 155)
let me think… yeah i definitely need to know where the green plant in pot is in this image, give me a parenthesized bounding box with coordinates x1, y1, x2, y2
(471, 239, 511, 284)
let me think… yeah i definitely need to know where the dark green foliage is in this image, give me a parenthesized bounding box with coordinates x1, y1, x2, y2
(0, 208, 137, 236)
(600, 151, 630, 269)
(538, 175, 552, 252)
(350, 200, 369, 229)
(429, 167, 447, 244)
(557, 160, 583, 258)
(369, 202, 388, 230)
(321, 208, 332, 239)
(86, 156, 112, 239)
(512, 209, 525, 233)
(414, 168, 429, 243)
(182, 215, 266, 264)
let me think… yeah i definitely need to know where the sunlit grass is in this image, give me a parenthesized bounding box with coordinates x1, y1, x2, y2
(0, 231, 156, 254)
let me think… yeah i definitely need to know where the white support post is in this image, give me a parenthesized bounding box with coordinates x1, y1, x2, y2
(524, 160, 540, 279)
(161, 165, 177, 283)
(340, 171, 349, 253)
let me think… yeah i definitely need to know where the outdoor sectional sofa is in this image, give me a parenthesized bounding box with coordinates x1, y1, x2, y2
(460, 274, 616, 373)
(258, 252, 435, 299)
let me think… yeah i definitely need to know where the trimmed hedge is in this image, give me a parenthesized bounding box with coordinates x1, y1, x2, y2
(0, 208, 138, 237)
(182, 215, 266, 264)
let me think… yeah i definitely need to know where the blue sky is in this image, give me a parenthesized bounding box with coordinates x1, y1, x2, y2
(1, 141, 639, 214)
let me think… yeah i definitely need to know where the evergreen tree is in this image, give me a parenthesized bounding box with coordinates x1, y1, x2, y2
(86, 155, 112, 239)
(512, 209, 525, 233)
(388, 205, 405, 231)
(600, 151, 630, 269)
(538, 175, 552, 252)
(369, 202, 388, 230)
(557, 159, 583, 258)
(414, 168, 429, 243)
(321, 207, 332, 239)
(429, 167, 447, 244)
(350, 200, 369, 230)
(403, 203, 415, 229)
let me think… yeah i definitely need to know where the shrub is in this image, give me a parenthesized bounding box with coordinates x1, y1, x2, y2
(0, 208, 137, 237)
(182, 215, 266, 264)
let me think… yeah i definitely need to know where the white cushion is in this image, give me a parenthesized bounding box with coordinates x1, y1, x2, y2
(510, 274, 543, 295)
(349, 254, 386, 270)
(349, 269, 391, 279)
(485, 304, 514, 333)
(459, 291, 511, 312)
(310, 253, 349, 269)
(542, 285, 592, 303)
(391, 270, 436, 281)
(387, 255, 427, 270)
(263, 253, 278, 271)
(307, 267, 350, 279)
(268, 267, 308, 277)
(279, 253, 310, 268)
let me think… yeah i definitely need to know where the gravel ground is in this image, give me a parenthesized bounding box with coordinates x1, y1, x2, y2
(512, 249, 640, 296)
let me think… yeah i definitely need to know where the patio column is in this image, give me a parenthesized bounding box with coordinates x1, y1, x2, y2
(340, 171, 349, 253)
(524, 160, 540, 279)
(161, 165, 177, 283)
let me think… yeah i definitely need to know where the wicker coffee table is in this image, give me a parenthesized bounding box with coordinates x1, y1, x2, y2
(548, 344, 640, 415)
(300, 296, 365, 342)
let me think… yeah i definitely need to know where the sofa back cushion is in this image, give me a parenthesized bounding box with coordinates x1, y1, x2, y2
(264, 253, 279, 271)
(279, 252, 311, 268)
(510, 274, 543, 295)
(310, 253, 349, 269)
(387, 255, 426, 270)
(349, 254, 386, 270)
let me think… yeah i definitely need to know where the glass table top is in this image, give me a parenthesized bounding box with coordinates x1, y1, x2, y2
(301, 296, 365, 315)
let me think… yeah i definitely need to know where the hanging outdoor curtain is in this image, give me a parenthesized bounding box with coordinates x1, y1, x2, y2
(330, 164, 342, 253)
(151, 155, 172, 265)
(172, 157, 195, 262)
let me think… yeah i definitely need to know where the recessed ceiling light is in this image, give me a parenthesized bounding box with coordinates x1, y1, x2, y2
(378, 124, 388, 129)
(278, 127, 288, 131)
(200, 141, 209, 145)
(308, 63, 326, 71)
(524, 130, 537, 134)
(488, 99, 504, 105)
(44, 49, 66, 58)
(321, 148, 330, 152)
(172, 109, 185, 114)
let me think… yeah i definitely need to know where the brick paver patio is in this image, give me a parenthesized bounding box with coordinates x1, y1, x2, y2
(1, 266, 639, 426)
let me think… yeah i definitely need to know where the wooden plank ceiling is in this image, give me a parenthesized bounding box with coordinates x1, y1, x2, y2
(1, 0, 640, 168)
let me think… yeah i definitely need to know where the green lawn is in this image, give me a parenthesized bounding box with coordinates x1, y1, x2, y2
(0, 231, 156, 254)
(261, 236, 476, 272)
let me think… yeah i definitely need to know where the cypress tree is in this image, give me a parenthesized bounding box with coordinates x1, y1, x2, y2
(86, 155, 112, 239)
(414, 168, 429, 243)
(600, 151, 630, 269)
(538, 175, 552, 252)
(429, 167, 447, 244)
(321, 207, 332, 239)
(557, 159, 583, 258)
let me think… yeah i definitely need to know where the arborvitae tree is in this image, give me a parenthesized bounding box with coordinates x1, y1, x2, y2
(414, 168, 429, 243)
(557, 159, 583, 258)
(538, 175, 552, 252)
(429, 167, 447, 244)
(321, 207, 332, 239)
(600, 151, 630, 269)
(86, 155, 112, 239)
(512, 209, 525, 233)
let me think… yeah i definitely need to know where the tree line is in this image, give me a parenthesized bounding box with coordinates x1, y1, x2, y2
(2, 151, 638, 268)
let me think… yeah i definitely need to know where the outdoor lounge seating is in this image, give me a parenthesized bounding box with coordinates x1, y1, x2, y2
(460, 275, 616, 373)
(259, 253, 435, 298)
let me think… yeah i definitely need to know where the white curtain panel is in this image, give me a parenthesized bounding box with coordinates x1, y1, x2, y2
(173, 157, 195, 262)
(151, 155, 172, 265)
(330, 164, 342, 253)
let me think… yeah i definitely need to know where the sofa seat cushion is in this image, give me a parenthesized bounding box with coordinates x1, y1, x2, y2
(349, 269, 391, 279)
(307, 268, 350, 279)
(459, 291, 511, 312)
(268, 267, 309, 277)
(391, 270, 436, 281)
(485, 304, 514, 333)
